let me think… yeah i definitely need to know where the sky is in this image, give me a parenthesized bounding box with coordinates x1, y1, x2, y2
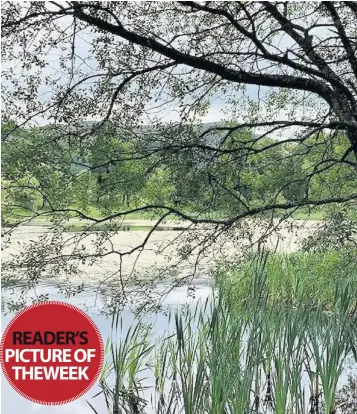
(1, 3, 329, 141)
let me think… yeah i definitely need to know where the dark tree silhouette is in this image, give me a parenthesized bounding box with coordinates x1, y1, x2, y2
(2, 2, 357, 303)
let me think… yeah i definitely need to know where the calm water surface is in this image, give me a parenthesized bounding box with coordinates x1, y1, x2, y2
(1, 279, 213, 414)
(2, 277, 356, 414)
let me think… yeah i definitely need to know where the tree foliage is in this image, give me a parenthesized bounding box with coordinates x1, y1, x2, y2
(1, 2, 357, 296)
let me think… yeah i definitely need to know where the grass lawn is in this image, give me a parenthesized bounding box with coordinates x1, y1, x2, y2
(3, 205, 328, 230)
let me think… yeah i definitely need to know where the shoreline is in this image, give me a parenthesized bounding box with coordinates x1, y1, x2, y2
(5, 216, 323, 231)
(2, 220, 321, 286)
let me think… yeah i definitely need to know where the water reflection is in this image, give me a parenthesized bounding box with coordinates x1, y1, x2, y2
(1, 279, 213, 414)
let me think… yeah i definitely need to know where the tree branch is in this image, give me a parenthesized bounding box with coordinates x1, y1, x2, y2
(71, 4, 338, 108)
(322, 2, 357, 80)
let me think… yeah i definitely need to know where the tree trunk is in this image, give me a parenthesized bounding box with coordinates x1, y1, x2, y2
(346, 125, 357, 161)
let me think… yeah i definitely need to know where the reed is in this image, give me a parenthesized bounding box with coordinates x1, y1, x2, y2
(89, 251, 357, 413)
(216, 248, 357, 311)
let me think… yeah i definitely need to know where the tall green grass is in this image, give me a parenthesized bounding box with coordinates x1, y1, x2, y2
(89, 263, 357, 413)
(216, 248, 357, 310)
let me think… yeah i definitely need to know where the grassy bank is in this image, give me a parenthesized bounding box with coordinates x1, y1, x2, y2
(216, 248, 357, 310)
(2, 204, 329, 229)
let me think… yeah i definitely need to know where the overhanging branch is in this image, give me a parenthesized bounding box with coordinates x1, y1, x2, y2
(71, 4, 338, 108)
